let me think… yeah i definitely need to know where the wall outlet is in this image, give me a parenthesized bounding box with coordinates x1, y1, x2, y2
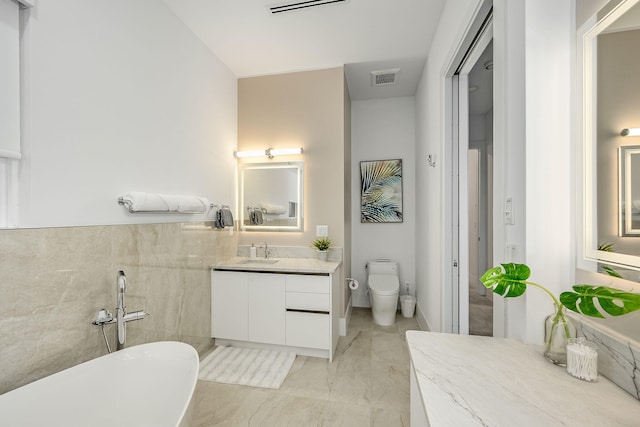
(316, 225, 328, 237)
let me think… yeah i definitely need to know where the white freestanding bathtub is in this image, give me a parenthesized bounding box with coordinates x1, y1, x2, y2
(0, 341, 199, 427)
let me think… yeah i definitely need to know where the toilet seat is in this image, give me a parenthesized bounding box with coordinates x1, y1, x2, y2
(369, 274, 399, 296)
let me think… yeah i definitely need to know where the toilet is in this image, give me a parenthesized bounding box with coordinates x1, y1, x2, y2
(367, 260, 400, 326)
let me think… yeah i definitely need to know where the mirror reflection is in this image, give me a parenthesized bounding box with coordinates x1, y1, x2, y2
(587, 0, 640, 267)
(239, 162, 303, 232)
(619, 146, 640, 237)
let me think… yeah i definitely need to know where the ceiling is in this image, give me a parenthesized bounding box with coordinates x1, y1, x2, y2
(162, 0, 447, 100)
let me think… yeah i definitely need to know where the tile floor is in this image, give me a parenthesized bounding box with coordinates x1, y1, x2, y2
(469, 280, 493, 336)
(193, 308, 421, 426)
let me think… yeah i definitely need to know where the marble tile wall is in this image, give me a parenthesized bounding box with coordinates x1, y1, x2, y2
(0, 222, 237, 394)
(572, 314, 640, 401)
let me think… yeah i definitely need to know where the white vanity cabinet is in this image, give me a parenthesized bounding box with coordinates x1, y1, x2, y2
(212, 271, 285, 345)
(211, 265, 339, 361)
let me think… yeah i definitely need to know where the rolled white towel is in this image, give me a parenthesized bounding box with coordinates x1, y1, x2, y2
(177, 196, 210, 213)
(257, 203, 287, 215)
(120, 192, 210, 213)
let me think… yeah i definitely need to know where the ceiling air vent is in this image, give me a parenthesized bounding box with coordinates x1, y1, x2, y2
(371, 68, 400, 87)
(268, 0, 348, 14)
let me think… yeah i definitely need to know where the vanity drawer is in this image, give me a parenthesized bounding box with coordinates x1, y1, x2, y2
(286, 291, 330, 312)
(286, 311, 329, 349)
(285, 275, 328, 293)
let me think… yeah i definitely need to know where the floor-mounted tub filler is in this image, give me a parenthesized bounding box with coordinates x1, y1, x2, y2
(0, 341, 199, 427)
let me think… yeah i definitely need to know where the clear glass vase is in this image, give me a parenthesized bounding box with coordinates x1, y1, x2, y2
(544, 305, 577, 365)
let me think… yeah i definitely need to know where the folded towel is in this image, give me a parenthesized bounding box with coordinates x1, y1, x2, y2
(250, 209, 264, 225)
(120, 192, 210, 213)
(214, 209, 224, 229)
(219, 207, 234, 228)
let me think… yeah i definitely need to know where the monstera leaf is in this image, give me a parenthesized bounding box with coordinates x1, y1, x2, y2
(560, 285, 640, 318)
(600, 265, 623, 279)
(481, 263, 640, 324)
(480, 263, 530, 298)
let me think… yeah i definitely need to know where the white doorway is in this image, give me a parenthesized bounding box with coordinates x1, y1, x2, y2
(446, 5, 494, 335)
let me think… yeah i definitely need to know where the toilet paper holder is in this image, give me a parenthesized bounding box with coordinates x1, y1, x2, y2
(346, 277, 359, 290)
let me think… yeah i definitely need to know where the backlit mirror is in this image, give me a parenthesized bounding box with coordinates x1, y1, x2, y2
(581, 0, 640, 277)
(239, 162, 303, 232)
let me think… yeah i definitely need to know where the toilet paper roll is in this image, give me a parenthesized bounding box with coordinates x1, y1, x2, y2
(348, 279, 359, 291)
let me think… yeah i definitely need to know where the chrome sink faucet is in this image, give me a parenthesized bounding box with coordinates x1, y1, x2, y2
(261, 242, 270, 259)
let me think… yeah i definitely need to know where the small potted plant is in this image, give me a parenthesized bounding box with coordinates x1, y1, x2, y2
(311, 237, 331, 261)
(481, 263, 640, 365)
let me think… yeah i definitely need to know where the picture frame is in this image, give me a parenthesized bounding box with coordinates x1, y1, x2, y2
(360, 159, 403, 223)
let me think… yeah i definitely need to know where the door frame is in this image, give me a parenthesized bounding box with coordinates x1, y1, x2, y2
(442, 1, 494, 334)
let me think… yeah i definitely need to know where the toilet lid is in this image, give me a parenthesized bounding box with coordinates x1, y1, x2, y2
(369, 274, 399, 295)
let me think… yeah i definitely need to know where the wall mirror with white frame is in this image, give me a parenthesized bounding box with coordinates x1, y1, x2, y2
(580, 0, 640, 280)
(238, 161, 304, 232)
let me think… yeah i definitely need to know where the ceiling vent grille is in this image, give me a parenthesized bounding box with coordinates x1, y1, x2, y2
(268, 0, 348, 14)
(371, 68, 400, 86)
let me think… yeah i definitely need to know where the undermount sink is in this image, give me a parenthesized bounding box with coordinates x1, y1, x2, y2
(238, 259, 279, 264)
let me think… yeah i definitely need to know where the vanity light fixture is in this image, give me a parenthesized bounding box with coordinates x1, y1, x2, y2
(235, 149, 268, 158)
(235, 147, 303, 159)
(621, 128, 640, 136)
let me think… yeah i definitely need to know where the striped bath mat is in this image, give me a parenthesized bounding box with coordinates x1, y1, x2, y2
(199, 346, 296, 389)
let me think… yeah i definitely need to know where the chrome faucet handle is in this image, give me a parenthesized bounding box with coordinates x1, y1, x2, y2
(92, 308, 113, 325)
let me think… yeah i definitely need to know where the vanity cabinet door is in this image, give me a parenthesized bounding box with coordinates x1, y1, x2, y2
(212, 271, 248, 341)
(285, 311, 330, 349)
(248, 273, 285, 345)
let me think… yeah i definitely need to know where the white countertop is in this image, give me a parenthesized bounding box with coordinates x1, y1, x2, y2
(406, 330, 640, 426)
(212, 257, 341, 274)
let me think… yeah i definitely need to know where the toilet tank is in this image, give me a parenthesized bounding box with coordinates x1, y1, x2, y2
(367, 260, 398, 275)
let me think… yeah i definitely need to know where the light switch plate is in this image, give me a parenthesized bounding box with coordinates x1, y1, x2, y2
(316, 225, 328, 237)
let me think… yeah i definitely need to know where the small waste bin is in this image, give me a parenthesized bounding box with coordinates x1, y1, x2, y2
(400, 295, 416, 318)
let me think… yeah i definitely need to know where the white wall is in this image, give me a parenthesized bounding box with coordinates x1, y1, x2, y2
(415, 0, 483, 332)
(18, 0, 238, 228)
(351, 97, 416, 307)
(521, 0, 574, 344)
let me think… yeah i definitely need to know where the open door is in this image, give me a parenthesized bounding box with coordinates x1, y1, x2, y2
(450, 12, 493, 335)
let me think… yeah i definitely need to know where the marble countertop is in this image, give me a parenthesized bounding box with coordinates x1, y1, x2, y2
(406, 331, 640, 426)
(212, 257, 341, 274)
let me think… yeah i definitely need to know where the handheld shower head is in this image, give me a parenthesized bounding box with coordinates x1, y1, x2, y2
(117, 270, 126, 292)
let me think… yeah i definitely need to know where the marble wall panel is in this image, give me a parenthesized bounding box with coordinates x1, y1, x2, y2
(572, 315, 640, 401)
(0, 222, 237, 394)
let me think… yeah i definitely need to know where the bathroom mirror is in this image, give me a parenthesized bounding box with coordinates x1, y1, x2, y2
(581, 0, 640, 273)
(239, 162, 304, 232)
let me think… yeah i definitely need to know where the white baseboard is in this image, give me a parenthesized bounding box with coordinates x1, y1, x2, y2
(339, 296, 353, 336)
(415, 302, 431, 331)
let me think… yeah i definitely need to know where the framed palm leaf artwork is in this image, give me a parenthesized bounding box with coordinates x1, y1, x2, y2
(360, 159, 403, 223)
